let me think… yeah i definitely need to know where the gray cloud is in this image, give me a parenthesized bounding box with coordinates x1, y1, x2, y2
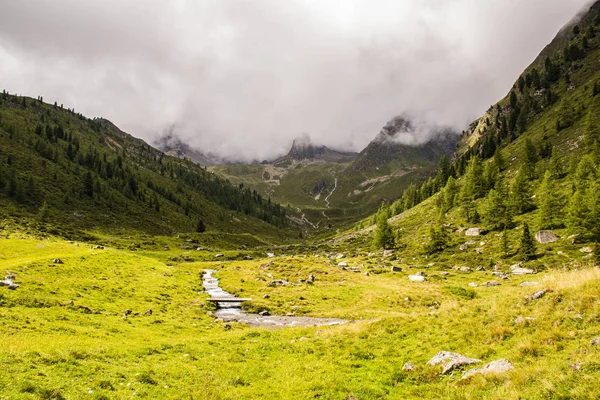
(0, 0, 591, 162)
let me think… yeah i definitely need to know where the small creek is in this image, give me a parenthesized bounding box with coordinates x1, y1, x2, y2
(202, 270, 347, 329)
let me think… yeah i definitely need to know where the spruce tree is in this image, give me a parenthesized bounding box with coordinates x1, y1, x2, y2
(520, 223, 536, 260)
(585, 181, 600, 241)
(523, 138, 538, 180)
(537, 170, 564, 229)
(425, 213, 450, 255)
(37, 201, 49, 223)
(196, 219, 206, 233)
(373, 208, 394, 250)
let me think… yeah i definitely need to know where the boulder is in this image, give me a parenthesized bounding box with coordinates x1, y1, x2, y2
(427, 351, 481, 374)
(408, 275, 426, 282)
(465, 228, 483, 237)
(338, 261, 348, 268)
(93, 245, 104, 250)
(591, 337, 600, 346)
(469, 282, 478, 287)
(306, 274, 316, 284)
(440, 272, 450, 276)
(390, 266, 402, 273)
(461, 359, 514, 380)
(266, 252, 276, 258)
(580, 247, 593, 254)
(52, 258, 63, 264)
(383, 250, 394, 257)
(459, 266, 471, 273)
(215, 254, 224, 258)
(336, 253, 345, 259)
(535, 231, 559, 244)
(459, 244, 468, 251)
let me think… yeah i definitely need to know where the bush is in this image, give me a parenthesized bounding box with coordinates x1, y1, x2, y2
(445, 286, 476, 299)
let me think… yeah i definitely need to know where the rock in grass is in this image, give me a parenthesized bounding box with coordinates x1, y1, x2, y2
(390, 266, 402, 273)
(512, 267, 535, 275)
(52, 258, 64, 264)
(402, 362, 415, 371)
(461, 359, 514, 380)
(580, 247, 593, 254)
(469, 282, 478, 287)
(520, 281, 538, 287)
(525, 289, 550, 301)
(268, 280, 290, 287)
(465, 228, 483, 237)
(440, 272, 449, 276)
(408, 275, 426, 282)
(535, 231, 559, 244)
(338, 261, 348, 268)
(514, 316, 535, 324)
(482, 281, 501, 287)
(427, 351, 481, 374)
(591, 338, 600, 346)
(307, 274, 316, 284)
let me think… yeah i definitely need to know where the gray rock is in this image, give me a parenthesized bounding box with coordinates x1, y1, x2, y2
(390, 266, 402, 273)
(427, 351, 481, 374)
(307, 274, 316, 284)
(512, 267, 535, 275)
(215, 254, 224, 258)
(465, 240, 476, 246)
(459, 266, 471, 273)
(259, 310, 270, 316)
(93, 245, 104, 250)
(461, 359, 514, 380)
(415, 271, 426, 277)
(440, 272, 450, 276)
(536, 231, 559, 244)
(383, 250, 394, 257)
(52, 258, 63, 264)
(580, 247, 593, 254)
(263, 294, 270, 299)
(459, 244, 468, 251)
(591, 337, 600, 346)
(402, 362, 416, 372)
(465, 228, 483, 237)
(482, 281, 500, 287)
(408, 275, 426, 282)
(469, 282, 478, 287)
(338, 261, 348, 267)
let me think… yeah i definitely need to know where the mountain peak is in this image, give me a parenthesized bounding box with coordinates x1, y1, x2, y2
(285, 134, 357, 163)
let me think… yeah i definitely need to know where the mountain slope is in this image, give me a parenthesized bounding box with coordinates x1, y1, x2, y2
(211, 120, 458, 231)
(345, 1, 600, 259)
(0, 94, 293, 241)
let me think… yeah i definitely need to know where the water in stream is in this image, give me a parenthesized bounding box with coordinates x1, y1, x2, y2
(202, 270, 348, 329)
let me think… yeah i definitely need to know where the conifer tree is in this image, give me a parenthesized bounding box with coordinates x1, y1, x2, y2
(373, 207, 394, 250)
(196, 219, 206, 233)
(537, 170, 564, 229)
(585, 181, 600, 241)
(509, 167, 534, 215)
(37, 201, 49, 223)
(567, 189, 589, 234)
(547, 151, 564, 178)
(502, 228, 510, 257)
(510, 91, 518, 108)
(482, 178, 512, 230)
(443, 176, 459, 210)
(520, 223, 536, 260)
(425, 212, 450, 254)
(523, 138, 538, 180)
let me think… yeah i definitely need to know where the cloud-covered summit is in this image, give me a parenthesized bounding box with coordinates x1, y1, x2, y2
(0, 0, 590, 162)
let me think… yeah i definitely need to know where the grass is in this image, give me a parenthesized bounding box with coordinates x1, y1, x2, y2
(1, 230, 600, 399)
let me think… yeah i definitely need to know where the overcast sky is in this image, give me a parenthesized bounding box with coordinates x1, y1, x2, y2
(0, 0, 591, 162)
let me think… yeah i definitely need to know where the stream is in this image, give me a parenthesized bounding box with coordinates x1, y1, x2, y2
(202, 270, 348, 329)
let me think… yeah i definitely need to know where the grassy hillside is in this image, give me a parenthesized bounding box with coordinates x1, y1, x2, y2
(0, 94, 294, 243)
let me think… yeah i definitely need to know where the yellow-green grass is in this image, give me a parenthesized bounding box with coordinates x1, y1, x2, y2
(1, 235, 600, 399)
